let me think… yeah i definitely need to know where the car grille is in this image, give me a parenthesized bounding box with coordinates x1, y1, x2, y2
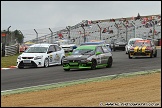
(69, 60, 80, 62)
(69, 60, 80, 66)
(18, 61, 37, 67)
(22, 57, 34, 59)
(119, 45, 125, 47)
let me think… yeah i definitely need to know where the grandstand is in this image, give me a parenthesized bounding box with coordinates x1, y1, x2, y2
(25, 14, 161, 46)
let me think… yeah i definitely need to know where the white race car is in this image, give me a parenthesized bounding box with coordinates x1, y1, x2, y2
(125, 38, 143, 54)
(17, 43, 65, 69)
(54, 39, 77, 52)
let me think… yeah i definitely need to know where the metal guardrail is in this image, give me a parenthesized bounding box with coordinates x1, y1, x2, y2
(1, 43, 19, 57)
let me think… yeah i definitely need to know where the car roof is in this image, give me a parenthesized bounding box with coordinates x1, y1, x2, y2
(128, 38, 143, 41)
(30, 43, 56, 47)
(81, 41, 105, 45)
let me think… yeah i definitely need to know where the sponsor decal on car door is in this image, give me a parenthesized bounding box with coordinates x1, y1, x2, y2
(101, 53, 108, 64)
(54, 53, 60, 63)
(49, 54, 53, 63)
(96, 55, 101, 64)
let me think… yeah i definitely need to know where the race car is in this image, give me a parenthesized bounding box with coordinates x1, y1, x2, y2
(125, 38, 143, 54)
(80, 40, 111, 52)
(110, 38, 127, 51)
(128, 40, 157, 59)
(17, 43, 65, 69)
(63, 45, 113, 71)
(54, 39, 77, 52)
(19, 42, 35, 52)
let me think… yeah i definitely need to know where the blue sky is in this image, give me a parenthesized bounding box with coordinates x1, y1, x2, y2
(1, 1, 161, 41)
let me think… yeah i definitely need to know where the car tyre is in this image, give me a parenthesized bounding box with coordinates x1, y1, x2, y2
(154, 50, 157, 57)
(61, 56, 65, 65)
(64, 69, 70, 71)
(113, 47, 116, 51)
(125, 48, 128, 54)
(125, 50, 127, 54)
(91, 59, 97, 70)
(44, 58, 49, 68)
(106, 57, 113, 68)
(150, 51, 153, 58)
(128, 52, 132, 59)
(18, 66, 24, 69)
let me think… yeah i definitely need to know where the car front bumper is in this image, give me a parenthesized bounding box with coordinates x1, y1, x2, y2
(129, 52, 151, 57)
(17, 59, 44, 68)
(63, 62, 92, 69)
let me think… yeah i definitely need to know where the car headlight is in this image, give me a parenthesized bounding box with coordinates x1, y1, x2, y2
(34, 56, 43, 60)
(73, 46, 77, 49)
(63, 59, 69, 63)
(17, 56, 21, 60)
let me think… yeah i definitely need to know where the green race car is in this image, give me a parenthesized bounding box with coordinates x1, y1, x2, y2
(63, 45, 113, 71)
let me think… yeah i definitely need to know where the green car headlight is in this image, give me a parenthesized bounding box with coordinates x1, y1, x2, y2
(63, 59, 69, 63)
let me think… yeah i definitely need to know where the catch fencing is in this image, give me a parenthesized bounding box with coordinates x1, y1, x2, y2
(24, 14, 161, 46)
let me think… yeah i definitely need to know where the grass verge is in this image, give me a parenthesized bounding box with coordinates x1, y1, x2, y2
(1, 53, 21, 68)
(1, 69, 160, 96)
(1, 53, 68, 68)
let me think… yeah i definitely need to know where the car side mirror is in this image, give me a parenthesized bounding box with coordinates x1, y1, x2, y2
(68, 52, 72, 56)
(47, 51, 53, 54)
(96, 52, 101, 55)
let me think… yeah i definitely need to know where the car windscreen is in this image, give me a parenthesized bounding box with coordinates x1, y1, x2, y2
(72, 49, 95, 55)
(133, 42, 150, 47)
(80, 43, 101, 45)
(129, 40, 135, 45)
(115, 39, 126, 43)
(24, 47, 48, 53)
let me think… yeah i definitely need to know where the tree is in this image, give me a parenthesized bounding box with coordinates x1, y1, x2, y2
(14, 30, 24, 43)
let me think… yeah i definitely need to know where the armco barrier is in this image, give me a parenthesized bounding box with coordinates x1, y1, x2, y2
(3, 43, 19, 57)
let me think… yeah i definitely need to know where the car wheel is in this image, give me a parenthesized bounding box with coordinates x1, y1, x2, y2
(113, 47, 116, 51)
(61, 56, 65, 65)
(154, 50, 157, 57)
(64, 69, 70, 71)
(150, 51, 153, 58)
(44, 58, 49, 68)
(18, 66, 24, 69)
(111, 48, 113, 51)
(128, 52, 132, 59)
(91, 59, 97, 70)
(126, 48, 128, 54)
(106, 57, 113, 68)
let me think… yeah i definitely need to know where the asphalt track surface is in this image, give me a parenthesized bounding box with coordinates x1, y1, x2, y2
(1, 49, 161, 91)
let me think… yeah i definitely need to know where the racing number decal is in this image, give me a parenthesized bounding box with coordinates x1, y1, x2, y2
(54, 54, 60, 61)
(50, 54, 53, 62)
